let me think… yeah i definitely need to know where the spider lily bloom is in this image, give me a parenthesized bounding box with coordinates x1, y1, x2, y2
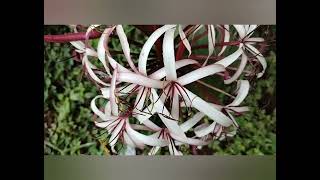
(95, 25, 202, 145)
(134, 26, 233, 148)
(159, 26, 233, 127)
(214, 25, 267, 84)
(90, 68, 168, 154)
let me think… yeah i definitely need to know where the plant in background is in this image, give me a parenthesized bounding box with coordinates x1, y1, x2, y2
(44, 24, 269, 155)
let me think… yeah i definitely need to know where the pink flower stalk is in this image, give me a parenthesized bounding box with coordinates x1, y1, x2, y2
(68, 24, 267, 155)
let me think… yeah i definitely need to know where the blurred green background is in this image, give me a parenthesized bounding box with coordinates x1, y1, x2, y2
(44, 25, 276, 155)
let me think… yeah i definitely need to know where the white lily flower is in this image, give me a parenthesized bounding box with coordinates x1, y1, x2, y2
(67, 24, 269, 155)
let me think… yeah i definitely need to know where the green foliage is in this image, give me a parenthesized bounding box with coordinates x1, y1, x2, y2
(44, 25, 276, 155)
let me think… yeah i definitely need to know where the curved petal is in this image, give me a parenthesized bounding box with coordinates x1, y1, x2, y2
(117, 72, 166, 88)
(214, 45, 243, 67)
(149, 59, 198, 80)
(218, 25, 230, 56)
(109, 120, 125, 147)
(110, 67, 119, 116)
(150, 89, 188, 142)
(106, 54, 131, 73)
(70, 41, 85, 52)
(133, 87, 148, 113)
(234, 25, 246, 39)
(177, 64, 225, 86)
(194, 122, 216, 137)
(203, 25, 215, 66)
(227, 106, 249, 113)
(171, 87, 180, 121)
(245, 44, 267, 78)
(224, 53, 248, 84)
(91, 95, 116, 121)
(101, 87, 110, 98)
(226, 110, 239, 128)
(97, 28, 112, 76)
(138, 25, 176, 75)
(178, 25, 192, 57)
(117, 84, 139, 96)
(227, 80, 250, 107)
(116, 25, 139, 73)
(180, 112, 205, 132)
(142, 119, 162, 131)
(163, 27, 177, 80)
(125, 122, 168, 147)
(176, 86, 233, 127)
(83, 55, 110, 86)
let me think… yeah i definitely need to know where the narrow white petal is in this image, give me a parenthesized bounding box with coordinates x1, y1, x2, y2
(171, 87, 180, 121)
(138, 25, 176, 75)
(227, 80, 250, 107)
(106, 54, 131, 73)
(180, 112, 205, 132)
(227, 106, 250, 112)
(85, 48, 98, 57)
(101, 87, 110, 98)
(117, 72, 165, 88)
(245, 44, 267, 78)
(90, 95, 106, 119)
(133, 87, 148, 113)
(194, 122, 216, 137)
(97, 28, 112, 76)
(70, 41, 85, 52)
(126, 123, 168, 147)
(176, 86, 232, 127)
(234, 25, 246, 39)
(177, 64, 225, 86)
(150, 89, 188, 142)
(247, 37, 264, 42)
(95, 120, 115, 129)
(215, 45, 243, 67)
(163, 27, 177, 80)
(224, 53, 248, 84)
(178, 25, 192, 57)
(117, 84, 137, 95)
(109, 120, 125, 147)
(83, 55, 110, 86)
(110, 67, 119, 116)
(142, 119, 162, 131)
(247, 25, 258, 35)
(104, 102, 112, 119)
(116, 25, 138, 73)
(226, 110, 239, 128)
(149, 59, 198, 80)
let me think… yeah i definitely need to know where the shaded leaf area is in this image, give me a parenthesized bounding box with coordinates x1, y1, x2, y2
(44, 25, 276, 155)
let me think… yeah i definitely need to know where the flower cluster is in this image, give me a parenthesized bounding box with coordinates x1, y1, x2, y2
(69, 25, 267, 155)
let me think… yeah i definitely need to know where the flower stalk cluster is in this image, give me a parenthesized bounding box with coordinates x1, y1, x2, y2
(66, 24, 267, 155)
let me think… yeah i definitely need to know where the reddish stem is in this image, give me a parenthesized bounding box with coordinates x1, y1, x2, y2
(44, 30, 102, 43)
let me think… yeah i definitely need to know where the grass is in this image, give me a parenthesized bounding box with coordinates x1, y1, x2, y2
(44, 25, 276, 155)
